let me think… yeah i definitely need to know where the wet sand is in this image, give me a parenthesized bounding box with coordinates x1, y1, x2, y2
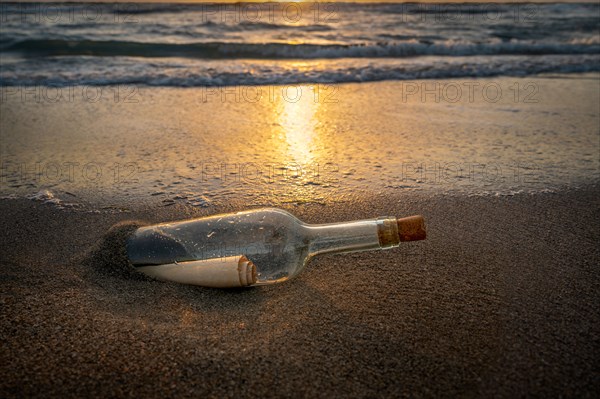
(1, 186, 599, 397)
(1, 75, 599, 206)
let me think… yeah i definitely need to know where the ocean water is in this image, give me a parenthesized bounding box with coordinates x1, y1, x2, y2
(0, 3, 599, 210)
(1, 2, 599, 86)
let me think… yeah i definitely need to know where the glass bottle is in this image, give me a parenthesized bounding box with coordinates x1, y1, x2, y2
(127, 208, 426, 288)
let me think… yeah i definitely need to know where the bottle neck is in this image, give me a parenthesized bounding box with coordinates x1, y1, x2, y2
(304, 217, 399, 257)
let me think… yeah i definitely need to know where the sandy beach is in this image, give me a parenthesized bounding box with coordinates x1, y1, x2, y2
(2, 1, 599, 396)
(1, 185, 599, 397)
(1, 75, 599, 397)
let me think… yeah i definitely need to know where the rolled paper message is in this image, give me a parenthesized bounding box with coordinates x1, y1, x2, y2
(136, 255, 257, 288)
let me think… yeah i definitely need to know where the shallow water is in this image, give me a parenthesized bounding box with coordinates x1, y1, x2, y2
(1, 76, 598, 210)
(2, 3, 599, 210)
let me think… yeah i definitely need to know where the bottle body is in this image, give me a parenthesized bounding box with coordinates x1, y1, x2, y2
(127, 208, 423, 287)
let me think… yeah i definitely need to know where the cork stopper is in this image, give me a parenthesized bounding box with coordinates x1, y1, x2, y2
(396, 215, 426, 242)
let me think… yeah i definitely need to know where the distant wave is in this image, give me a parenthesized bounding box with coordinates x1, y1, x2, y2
(1, 2, 594, 14)
(140, 20, 332, 33)
(1, 54, 598, 87)
(4, 39, 599, 60)
(237, 21, 332, 32)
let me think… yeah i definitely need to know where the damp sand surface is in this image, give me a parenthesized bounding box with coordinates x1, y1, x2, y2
(1, 76, 599, 207)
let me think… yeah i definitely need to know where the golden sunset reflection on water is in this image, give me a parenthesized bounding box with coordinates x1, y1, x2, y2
(265, 84, 330, 203)
(278, 85, 319, 165)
